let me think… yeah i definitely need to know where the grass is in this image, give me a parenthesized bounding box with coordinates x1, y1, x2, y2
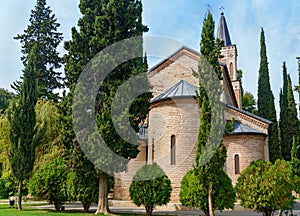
(0, 205, 146, 216)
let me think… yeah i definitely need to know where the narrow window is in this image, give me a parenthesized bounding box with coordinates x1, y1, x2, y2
(234, 154, 240, 174)
(146, 141, 148, 163)
(229, 62, 234, 80)
(125, 163, 128, 173)
(152, 138, 154, 162)
(171, 135, 176, 165)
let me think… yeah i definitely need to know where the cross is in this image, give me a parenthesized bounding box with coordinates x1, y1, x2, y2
(220, 6, 225, 15)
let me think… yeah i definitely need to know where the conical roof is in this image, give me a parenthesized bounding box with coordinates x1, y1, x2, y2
(151, 80, 198, 103)
(217, 12, 232, 46)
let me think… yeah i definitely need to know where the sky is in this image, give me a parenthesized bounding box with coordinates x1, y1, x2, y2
(0, 0, 299, 114)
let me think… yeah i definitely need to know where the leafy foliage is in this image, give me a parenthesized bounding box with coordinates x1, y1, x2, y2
(257, 28, 280, 163)
(180, 168, 235, 216)
(0, 88, 14, 114)
(14, 0, 63, 101)
(29, 157, 68, 211)
(236, 159, 297, 216)
(129, 163, 171, 216)
(66, 146, 99, 212)
(242, 92, 257, 115)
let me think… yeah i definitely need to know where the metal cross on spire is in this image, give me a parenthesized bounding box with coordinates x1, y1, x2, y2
(220, 6, 225, 15)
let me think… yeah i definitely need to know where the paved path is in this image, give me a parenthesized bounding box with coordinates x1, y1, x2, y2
(31, 201, 300, 215)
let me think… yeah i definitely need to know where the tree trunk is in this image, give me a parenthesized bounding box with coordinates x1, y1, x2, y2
(95, 172, 110, 214)
(145, 205, 153, 216)
(17, 180, 22, 210)
(208, 186, 214, 216)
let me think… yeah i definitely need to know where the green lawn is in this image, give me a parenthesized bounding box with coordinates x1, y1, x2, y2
(0, 205, 144, 216)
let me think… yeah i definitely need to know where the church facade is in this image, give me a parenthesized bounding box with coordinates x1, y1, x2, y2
(114, 13, 272, 203)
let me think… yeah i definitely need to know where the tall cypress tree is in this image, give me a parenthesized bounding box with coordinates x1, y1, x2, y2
(287, 74, 299, 149)
(280, 62, 298, 161)
(8, 46, 41, 210)
(196, 10, 226, 216)
(257, 28, 280, 162)
(62, 0, 150, 214)
(14, 0, 63, 101)
(279, 62, 289, 160)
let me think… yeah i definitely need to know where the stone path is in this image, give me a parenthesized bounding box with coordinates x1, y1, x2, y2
(31, 202, 300, 215)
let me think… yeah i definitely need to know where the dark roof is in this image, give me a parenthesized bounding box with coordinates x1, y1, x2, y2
(230, 121, 266, 135)
(217, 12, 232, 46)
(151, 80, 198, 103)
(226, 104, 272, 125)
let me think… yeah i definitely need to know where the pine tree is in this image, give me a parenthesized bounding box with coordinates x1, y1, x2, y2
(196, 10, 226, 216)
(257, 28, 280, 162)
(62, 0, 150, 214)
(14, 0, 63, 101)
(8, 46, 43, 210)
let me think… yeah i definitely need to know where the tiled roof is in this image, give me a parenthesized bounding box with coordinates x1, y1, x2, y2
(226, 104, 272, 125)
(217, 12, 232, 46)
(151, 80, 198, 103)
(231, 121, 266, 135)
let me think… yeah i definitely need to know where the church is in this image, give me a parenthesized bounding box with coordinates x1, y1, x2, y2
(114, 12, 272, 204)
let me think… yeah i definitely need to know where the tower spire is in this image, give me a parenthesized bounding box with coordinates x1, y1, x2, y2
(217, 11, 232, 46)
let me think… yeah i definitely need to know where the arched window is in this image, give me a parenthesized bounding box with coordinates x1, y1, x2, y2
(171, 135, 176, 165)
(234, 154, 240, 174)
(229, 62, 234, 80)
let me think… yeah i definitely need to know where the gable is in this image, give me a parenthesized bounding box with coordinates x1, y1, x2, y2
(147, 47, 199, 99)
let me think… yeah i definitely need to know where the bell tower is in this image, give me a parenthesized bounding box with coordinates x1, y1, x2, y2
(217, 12, 242, 108)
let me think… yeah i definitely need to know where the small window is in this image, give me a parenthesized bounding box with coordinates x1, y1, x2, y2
(229, 62, 234, 80)
(234, 154, 240, 174)
(152, 138, 154, 162)
(171, 135, 176, 165)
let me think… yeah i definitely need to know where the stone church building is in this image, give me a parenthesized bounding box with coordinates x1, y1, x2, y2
(114, 13, 272, 203)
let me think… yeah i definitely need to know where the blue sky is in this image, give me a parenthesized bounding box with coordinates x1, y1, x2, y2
(0, 0, 299, 113)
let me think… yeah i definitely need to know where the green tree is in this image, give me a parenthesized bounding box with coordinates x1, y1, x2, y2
(180, 169, 235, 216)
(236, 159, 296, 216)
(14, 0, 63, 101)
(29, 157, 68, 211)
(8, 46, 44, 210)
(257, 28, 280, 163)
(242, 91, 257, 114)
(0, 114, 16, 198)
(194, 10, 226, 216)
(63, 0, 150, 214)
(66, 145, 99, 212)
(0, 88, 14, 114)
(129, 163, 171, 216)
(279, 62, 298, 161)
(279, 62, 289, 160)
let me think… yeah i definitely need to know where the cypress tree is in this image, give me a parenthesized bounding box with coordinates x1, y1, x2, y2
(257, 28, 280, 162)
(14, 0, 63, 101)
(196, 10, 226, 216)
(280, 63, 299, 161)
(8, 46, 42, 210)
(287, 74, 299, 150)
(279, 62, 289, 160)
(62, 0, 150, 214)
